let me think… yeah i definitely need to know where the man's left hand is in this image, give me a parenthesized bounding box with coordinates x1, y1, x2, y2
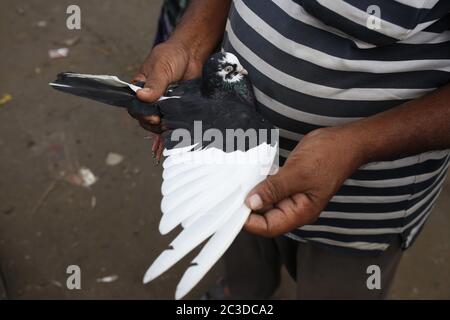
(244, 127, 365, 237)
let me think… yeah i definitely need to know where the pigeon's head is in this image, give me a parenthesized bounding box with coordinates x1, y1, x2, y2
(205, 52, 248, 83)
(201, 52, 249, 99)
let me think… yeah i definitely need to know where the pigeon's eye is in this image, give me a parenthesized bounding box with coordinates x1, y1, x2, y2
(223, 66, 234, 73)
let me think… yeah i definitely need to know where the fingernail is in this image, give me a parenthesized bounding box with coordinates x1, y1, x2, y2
(247, 194, 263, 210)
(140, 88, 151, 92)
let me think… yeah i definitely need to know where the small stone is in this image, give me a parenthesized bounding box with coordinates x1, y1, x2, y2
(105, 152, 124, 166)
(96, 275, 118, 283)
(78, 167, 97, 187)
(36, 20, 47, 27)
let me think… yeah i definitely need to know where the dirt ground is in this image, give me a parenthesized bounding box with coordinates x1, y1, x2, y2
(0, 0, 449, 299)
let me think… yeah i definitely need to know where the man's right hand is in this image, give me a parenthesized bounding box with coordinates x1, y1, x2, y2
(130, 40, 204, 159)
(129, 0, 232, 159)
(130, 40, 203, 133)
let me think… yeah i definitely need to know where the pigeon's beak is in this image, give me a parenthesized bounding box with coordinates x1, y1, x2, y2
(238, 67, 248, 76)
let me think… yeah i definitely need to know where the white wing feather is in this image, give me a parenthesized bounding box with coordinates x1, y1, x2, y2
(144, 143, 277, 299)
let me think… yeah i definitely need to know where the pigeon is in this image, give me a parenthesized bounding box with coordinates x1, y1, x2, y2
(49, 52, 279, 299)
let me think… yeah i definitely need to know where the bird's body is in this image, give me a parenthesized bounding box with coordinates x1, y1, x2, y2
(50, 52, 278, 299)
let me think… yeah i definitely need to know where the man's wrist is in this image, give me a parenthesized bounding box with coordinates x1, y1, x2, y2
(168, 0, 232, 64)
(332, 125, 372, 169)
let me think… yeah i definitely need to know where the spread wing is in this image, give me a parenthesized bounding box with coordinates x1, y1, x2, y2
(143, 143, 278, 299)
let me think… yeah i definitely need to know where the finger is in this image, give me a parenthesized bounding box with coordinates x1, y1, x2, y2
(244, 208, 291, 237)
(245, 169, 294, 211)
(139, 120, 163, 134)
(257, 204, 274, 214)
(127, 100, 161, 125)
(244, 193, 317, 237)
(136, 67, 171, 103)
(128, 112, 160, 127)
(244, 213, 270, 236)
(127, 106, 160, 125)
(142, 114, 161, 126)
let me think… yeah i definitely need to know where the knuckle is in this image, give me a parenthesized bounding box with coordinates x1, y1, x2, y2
(264, 217, 278, 238)
(266, 225, 280, 238)
(297, 197, 320, 225)
(266, 229, 277, 238)
(263, 178, 282, 203)
(288, 198, 302, 215)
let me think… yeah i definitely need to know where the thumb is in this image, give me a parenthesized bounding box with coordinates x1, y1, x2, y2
(245, 170, 292, 211)
(136, 71, 171, 103)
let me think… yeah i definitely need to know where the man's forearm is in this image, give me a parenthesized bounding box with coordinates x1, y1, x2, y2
(170, 0, 232, 63)
(341, 83, 450, 164)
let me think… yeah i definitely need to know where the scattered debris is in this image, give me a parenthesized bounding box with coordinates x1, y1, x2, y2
(48, 48, 69, 59)
(34, 67, 41, 75)
(0, 94, 12, 106)
(27, 139, 36, 149)
(61, 35, 80, 47)
(31, 180, 56, 215)
(65, 171, 83, 185)
(91, 196, 97, 208)
(36, 20, 47, 28)
(96, 275, 118, 283)
(105, 152, 124, 166)
(51, 280, 63, 288)
(66, 167, 97, 187)
(16, 6, 26, 16)
(79, 167, 97, 187)
(95, 47, 111, 57)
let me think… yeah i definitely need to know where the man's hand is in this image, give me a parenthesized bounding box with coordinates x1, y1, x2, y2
(244, 82, 450, 237)
(131, 40, 203, 132)
(129, 0, 232, 159)
(244, 127, 365, 237)
(130, 40, 204, 159)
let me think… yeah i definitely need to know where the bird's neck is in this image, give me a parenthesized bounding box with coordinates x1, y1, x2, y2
(201, 78, 245, 101)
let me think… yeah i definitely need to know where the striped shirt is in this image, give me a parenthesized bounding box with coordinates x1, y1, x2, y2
(222, 0, 450, 252)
